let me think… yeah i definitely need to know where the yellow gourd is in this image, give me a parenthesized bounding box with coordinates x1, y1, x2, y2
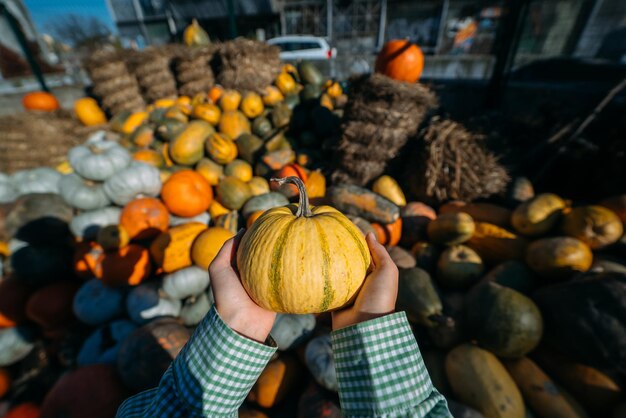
(74, 97, 107, 126)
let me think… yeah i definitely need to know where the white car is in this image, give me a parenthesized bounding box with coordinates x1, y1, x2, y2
(267, 36, 337, 61)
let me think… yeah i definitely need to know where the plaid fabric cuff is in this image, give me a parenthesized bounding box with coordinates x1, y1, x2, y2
(332, 312, 445, 417)
(172, 305, 277, 416)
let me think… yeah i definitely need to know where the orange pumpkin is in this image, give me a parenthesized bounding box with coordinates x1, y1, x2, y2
(94, 244, 152, 287)
(375, 40, 424, 83)
(161, 170, 213, 217)
(305, 170, 326, 198)
(208, 86, 224, 103)
(209, 200, 230, 219)
(133, 149, 165, 168)
(273, 163, 307, 197)
(372, 218, 402, 246)
(74, 97, 106, 126)
(150, 222, 207, 273)
(0, 276, 31, 328)
(26, 281, 80, 330)
(219, 90, 242, 111)
(262, 86, 284, 106)
(218, 110, 251, 140)
(196, 158, 224, 186)
(6, 403, 40, 418)
(120, 197, 170, 240)
(191, 227, 236, 270)
(22, 91, 60, 111)
(74, 241, 103, 279)
(247, 356, 300, 408)
(192, 103, 221, 126)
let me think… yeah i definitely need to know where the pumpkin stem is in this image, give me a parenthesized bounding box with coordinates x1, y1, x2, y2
(271, 176, 312, 218)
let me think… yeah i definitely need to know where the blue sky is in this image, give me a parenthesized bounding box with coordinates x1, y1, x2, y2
(23, 0, 116, 33)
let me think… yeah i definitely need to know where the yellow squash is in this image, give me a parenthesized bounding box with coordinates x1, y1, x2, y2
(74, 97, 107, 126)
(240, 92, 264, 119)
(205, 132, 238, 165)
(169, 120, 215, 166)
(219, 110, 251, 140)
(372, 175, 406, 206)
(237, 177, 370, 314)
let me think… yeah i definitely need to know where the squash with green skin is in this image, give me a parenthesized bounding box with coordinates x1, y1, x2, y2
(59, 174, 110, 211)
(11, 167, 61, 195)
(206, 132, 238, 165)
(249, 177, 270, 196)
(252, 117, 273, 138)
(478, 261, 537, 295)
(162, 266, 210, 300)
(270, 313, 316, 351)
(180, 292, 212, 326)
(396, 267, 452, 328)
(298, 62, 324, 85)
(156, 118, 186, 141)
(526, 237, 592, 280)
(68, 139, 131, 181)
(70, 207, 121, 239)
(305, 335, 337, 391)
(103, 163, 161, 206)
(427, 212, 475, 245)
(11, 244, 73, 286)
(169, 120, 215, 166)
(217, 176, 252, 210)
(271, 103, 292, 128)
(466, 282, 543, 358)
(236, 133, 265, 164)
(437, 245, 484, 289)
(562, 205, 623, 250)
(126, 281, 182, 325)
(242, 192, 289, 219)
(224, 159, 253, 182)
(327, 184, 400, 224)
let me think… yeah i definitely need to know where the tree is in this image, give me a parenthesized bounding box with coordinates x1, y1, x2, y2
(46, 14, 112, 50)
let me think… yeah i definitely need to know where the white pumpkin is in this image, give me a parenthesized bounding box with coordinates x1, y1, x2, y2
(69, 206, 121, 239)
(59, 173, 110, 211)
(0, 326, 35, 366)
(169, 212, 211, 227)
(180, 293, 211, 326)
(162, 266, 210, 300)
(77, 320, 137, 366)
(270, 314, 316, 351)
(69, 135, 131, 181)
(0, 173, 17, 203)
(126, 281, 182, 324)
(10, 168, 61, 196)
(103, 162, 161, 206)
(305, 334, 338, 391)
(73, 279, 126, 326)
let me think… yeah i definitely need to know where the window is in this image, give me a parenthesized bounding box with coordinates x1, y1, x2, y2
(291, 41, 321, 51)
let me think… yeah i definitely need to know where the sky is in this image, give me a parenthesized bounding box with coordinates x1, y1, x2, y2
(23, 0, 117, 33)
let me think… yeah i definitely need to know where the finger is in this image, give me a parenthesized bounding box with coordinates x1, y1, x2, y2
(366, 232, 393, 270)
(210, 228, 245, 273)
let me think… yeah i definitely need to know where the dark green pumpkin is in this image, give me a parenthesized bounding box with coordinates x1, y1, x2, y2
(283, 93, 301, 110)
(466, 282, 543, 358)
(265, 132, 291, 153)
(300, 84, 323, 102)
(252, 116, 273, 139)
(533, 272, 626, 373)
(156, 118, 186, 141)
(217, 176, 252, 210)
(236, 133, 264, 164)
(478, 260, 537, 295)
(148, 106, 169, 123)
(327, 184, 400, 224)
(271, 103, 292, 128)
(396, 268, 452, 328)
(412, 241, 440, 274)
(241, 192, 289, 219)
(298, 62, 324, 86)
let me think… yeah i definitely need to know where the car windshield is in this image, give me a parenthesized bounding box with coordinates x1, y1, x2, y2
(272, 40, 322, 51)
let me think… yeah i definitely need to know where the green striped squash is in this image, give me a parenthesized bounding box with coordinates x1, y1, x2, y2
(237, 176, 370, 314)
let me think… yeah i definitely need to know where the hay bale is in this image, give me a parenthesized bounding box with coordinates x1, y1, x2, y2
(125, 48, 178, 101)
(172, 46, 216, 96)
(214, 38, 280, 92)
(406, 117, 509, 203)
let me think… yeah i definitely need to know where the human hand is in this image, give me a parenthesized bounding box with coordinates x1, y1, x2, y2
(209, 229, 276, 343)
(332, 232, 399, 330)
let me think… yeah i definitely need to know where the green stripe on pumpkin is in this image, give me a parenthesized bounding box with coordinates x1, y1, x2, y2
(313, 220, 334, 311)
(269, 219, 296, 311)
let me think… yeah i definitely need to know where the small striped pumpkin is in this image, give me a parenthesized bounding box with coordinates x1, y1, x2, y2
(237, 177, 370, 314)
(205, 132, 237, 164)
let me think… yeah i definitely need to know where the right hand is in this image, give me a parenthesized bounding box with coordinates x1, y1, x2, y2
(332, 232, 399, 330)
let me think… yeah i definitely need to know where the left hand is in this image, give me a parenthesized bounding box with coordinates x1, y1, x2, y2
(209, 229, 276, 343)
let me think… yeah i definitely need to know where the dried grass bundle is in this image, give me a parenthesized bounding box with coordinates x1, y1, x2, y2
(407, 117, 509, 203)
(173, 46, 216, 97)
(214, 38, 280, 92)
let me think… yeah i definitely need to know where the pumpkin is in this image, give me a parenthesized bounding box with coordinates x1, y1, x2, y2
(126, 281, 182, 325)
(68, 139, 131, 181)
(196, 158, 223, 186)
(169, 120, 215, 166)
(247, 356, 300, 408)
(169, 211, 210, 227)
(191, 227, 235, 270)
(161, 170, 213, 217)
(262, 86, 284, 106)
(162, 266, 210, 300)
(192, 102, 221, 126)
(241, 92, 264, 119)
(73, 279, 126, 326)
(427, 212, 475, 245)
(4, 192, 73, 244)
(215, 210, 239, 233)
(208, 85, 223, 103)
(526, 237, 592, 280)
(225, 159, 253, 182)
(6, 403, 40, 418)
(467, 282, 543, 358)
(94, 244, 152, 287)
(219, 90, 242, 111)
(261, 149, 295, 172)
(120, 197, 169, 240)
(237, 133, 265, 163)
(237, 177, 370, 313)
(22, 91, 60, 111)
(217, 176, 252, 210)
(77, 320, 136, 366)
(73, 240, 102, 279)
(96, 224, 130, 251)
(219, 110, 251, 140)
(103, 163, 161, 206)
(242, 192, 289, 219)
(467, 222, 529, 265)
(304, 170, 326, 199)
(325, 80, 342, 98)
(150, 222, 207, 273)
(511, 193, 566, 236)
(156, 118, 186, 141)
(209, 199, 230, 219)
(440, 201, 511, 228)
(118, 318, 190, 391)
(348, 215, 376, 236)
(11, 244, 73, 285)
(0, 327, 34, 366)
(327, 184, 400, 224)
(270, 103, 292, 128)
(503, 357, 588, 418)
(275, 72, 297, 95)
(437, 245, 484, 289)
(40, 364, 129, 418)
(371, 218, 402, 246)
(10, 167, 61, 196)
(249, 176, 270, 196)
(0, 174, 17, 203)
(400, 201, 437, 247)
(0, 276, 30, 328)
(388, 246, 416, 268)
(305, 335, 337, 391)
(180, 292, 212, 326)
(182, 18, 210, 46)
(206, 132, 238, 164)
(562, 205, 623, 249)
(600, 195, 626, 224)
(74, 97, 106, 126)
(133, 149, 164, 168)
(372, 175, 406, 206)
(121, 111, 149, 134)
(446, 344, 524, 418)
(375, 40, 424, 83)
(247, 211, 264, 228)
(271, 314, 316, 351)
(396, 267, 450, 328)
(320, 93, 333, 110)
(479, 260, 537, 295)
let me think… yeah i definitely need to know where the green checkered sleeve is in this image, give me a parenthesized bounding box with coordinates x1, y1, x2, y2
(116, 305, 277, 417)
(332, 312, 452, 418)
